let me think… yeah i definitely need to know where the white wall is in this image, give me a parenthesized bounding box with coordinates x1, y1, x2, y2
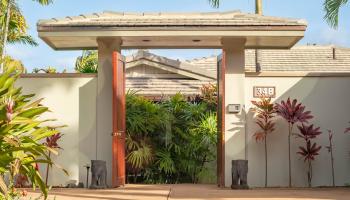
(244, 76, 350, 187)
(16, 76, 97, 187)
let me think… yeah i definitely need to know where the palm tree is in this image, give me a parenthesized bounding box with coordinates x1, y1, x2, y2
(1, 3, 38, 52)
(324, 0, 348, 28)
(209, 0, 347, 29)
(0, 0, 52, 68)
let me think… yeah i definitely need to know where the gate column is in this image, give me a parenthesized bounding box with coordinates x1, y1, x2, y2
(97, 37, 122, 187)
(221, 38, 247, 187)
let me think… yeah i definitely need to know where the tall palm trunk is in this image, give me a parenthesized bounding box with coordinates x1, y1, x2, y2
(255, 0, 263, 14)
(1, 0, 12, 70)
(255, 0, 262, 72)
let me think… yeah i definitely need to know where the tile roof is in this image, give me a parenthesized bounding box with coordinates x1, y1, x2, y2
(126, 50, 216, 80)
(37, 10, 307, 29)
(128, 45, 350, 96)
(246, 45, 350, 72)
(126, 78, 213, 96)
(186, 45, 350, 72)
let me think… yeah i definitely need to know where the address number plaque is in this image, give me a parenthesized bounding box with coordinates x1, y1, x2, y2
(253, 86, 276, 98)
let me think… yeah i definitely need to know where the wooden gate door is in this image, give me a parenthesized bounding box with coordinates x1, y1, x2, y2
(112, 51, 126, 187)
(217, 51, 226, 187)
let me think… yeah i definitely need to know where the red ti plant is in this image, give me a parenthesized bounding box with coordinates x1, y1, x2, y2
(44, 133, 63, 186)
(325, 130, 335, 187)
(251, 98, 276, 187)
(275, 98, 313, 187)
(297, 124, 322, 187)
(345, 122, 350, 134)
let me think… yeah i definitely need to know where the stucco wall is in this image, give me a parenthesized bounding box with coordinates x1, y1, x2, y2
(16, 75, 97, 187)
(15, 74, 350, 188)
(243, 76, 350, 187)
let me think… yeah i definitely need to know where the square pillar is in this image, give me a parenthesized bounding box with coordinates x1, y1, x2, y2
(221, 38, 247, 187)
(96, 37, 122, 186)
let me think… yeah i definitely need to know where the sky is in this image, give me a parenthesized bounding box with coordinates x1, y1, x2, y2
(6, 0, 350, 72)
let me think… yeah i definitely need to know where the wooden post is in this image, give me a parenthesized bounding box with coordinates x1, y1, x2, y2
(112, 51, 126, 187)
(217, 50, 226, 187)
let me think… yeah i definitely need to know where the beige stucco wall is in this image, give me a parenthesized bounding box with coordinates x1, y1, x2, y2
(16, 76, 97, 187)
(243, 76, 350, 187)
(14, 74, 350, 188)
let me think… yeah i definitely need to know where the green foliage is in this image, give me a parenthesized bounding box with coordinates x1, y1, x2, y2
(0, 0, 39, 52)
(324, 0, 348, 28)
(208, 0, 220, 8)
(126, 88, 217, 184)
(75, 51, 98, 73)
(2, 56, 26, 73)
(32, 67, 57, 74)
(0, 63, 66, 199)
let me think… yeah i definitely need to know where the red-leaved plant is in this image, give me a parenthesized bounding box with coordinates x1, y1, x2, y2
(297, 124, 322, 187)
(275, 98, 313, 187)
(251, 98, 276, 187)
(44, 133, 63, 186)
(345, 123, 350, 134)
(326, 130, 335, 187)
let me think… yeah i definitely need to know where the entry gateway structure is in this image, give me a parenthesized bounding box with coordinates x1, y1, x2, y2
(37, 10, 307, 187)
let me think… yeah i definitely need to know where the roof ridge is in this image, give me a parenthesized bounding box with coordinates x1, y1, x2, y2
(292, 44, 350, 49)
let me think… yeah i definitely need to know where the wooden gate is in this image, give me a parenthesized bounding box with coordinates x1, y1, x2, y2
(112, 51, 126, 187)
(217, 51, 226, 187)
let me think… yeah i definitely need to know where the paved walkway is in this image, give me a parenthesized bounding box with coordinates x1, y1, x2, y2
(26, 184, 350, 200)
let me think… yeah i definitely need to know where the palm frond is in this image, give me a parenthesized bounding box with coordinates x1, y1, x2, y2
(208, 0, 220, 8)
(32, 0, 53, 5)
(7, 35, 38, 46)
(324, 0, 348, 28)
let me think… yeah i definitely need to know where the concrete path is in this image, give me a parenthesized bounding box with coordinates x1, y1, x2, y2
(26, 184, 350, 200)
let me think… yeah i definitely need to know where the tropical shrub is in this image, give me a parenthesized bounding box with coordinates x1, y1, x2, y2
(75, 51, 98, 73)
(0, 64, 66, 199)
(32, 67, 57, 74)
(2, 56, 26, 73)
(345, 123, 350, 133)
(275, 98, 313, 187)
(251, 98, 276, 187)
(44, 133, 63, 186)
(200, 83, 217, 111)
(296, 124, 322, 187)
(125, 87, 217, 184)
(125, 91, 162, 182)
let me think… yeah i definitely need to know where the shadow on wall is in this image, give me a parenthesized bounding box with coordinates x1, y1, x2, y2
(225, 109, 247, 186)
(16, 77, 85, 186)
(245, 76, 350, 187)
(78, 79, 98, 186)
